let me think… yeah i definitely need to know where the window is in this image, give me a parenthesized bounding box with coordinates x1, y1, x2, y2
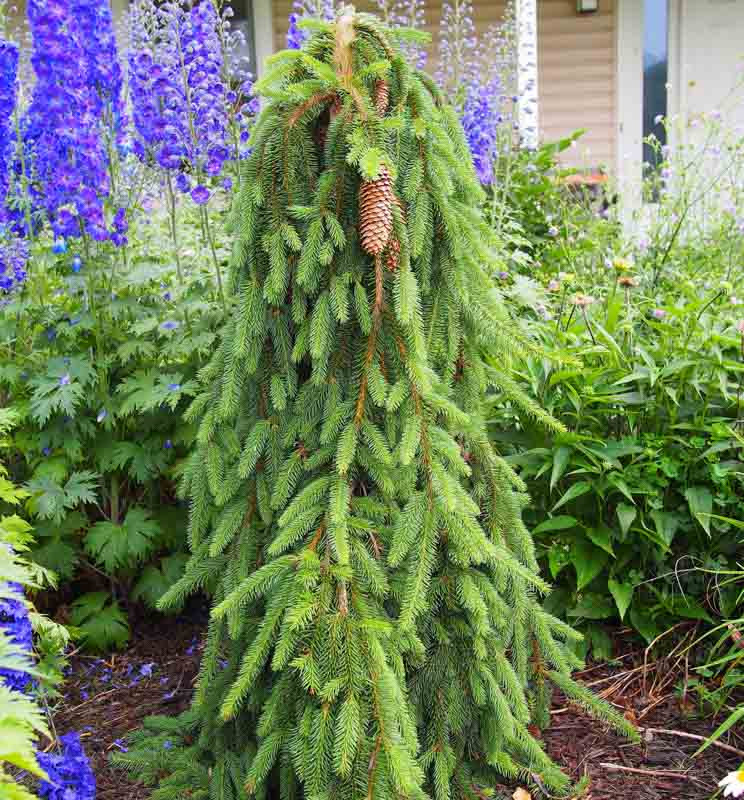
(642, 0, 668, 169)
(230, 0, 256, 80)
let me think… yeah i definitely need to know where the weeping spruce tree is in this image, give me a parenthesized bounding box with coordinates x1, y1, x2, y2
(117, 11, 636, 799)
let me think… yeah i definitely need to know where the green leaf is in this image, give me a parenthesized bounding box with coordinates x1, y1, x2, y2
(533, 515, 578, 534)
(550, 446, 571, 492)
(547, 545, 571, 579)
(692, 706, 744, 756)
(649, 510, 682, 549)
(616, 503, 637, 537)
(567, 593, 615, 620)
(571, 538, 608, 590)
(84, 507, 160, 573)
(69, 592, 129, 651)
(132, 553, 190, 610)
(607, 578, 633, 620)
(551, 481, 591, 512)
(586, 524, 614, 556)
(685, 486, 713, 535)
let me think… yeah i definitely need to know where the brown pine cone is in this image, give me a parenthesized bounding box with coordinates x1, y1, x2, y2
(373, 79, 389, 116)
(385, 236, 401, 270)
(359, 165, 395, 255)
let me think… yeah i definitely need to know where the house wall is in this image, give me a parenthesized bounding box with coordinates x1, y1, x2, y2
(671, 0, 744, 129)
(272, 0, 616, 170)
(538, 0, 615, 170)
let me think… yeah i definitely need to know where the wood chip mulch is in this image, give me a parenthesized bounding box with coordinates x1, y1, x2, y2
(50, 610, 743, 800)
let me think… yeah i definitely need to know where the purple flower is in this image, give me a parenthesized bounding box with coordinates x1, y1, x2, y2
(59, 373, 71, 387)
(25, 0, 125, 244)
(163, 689, 177, 700)
(139, 662, 155, 677)
(0, 233, 28, 291)
(222, 177, 233, 192)
(163, 740, 173, 750)
(190, 185, 210, 205)
(37, 732, 96, 800)
(0, 40, 19, 216)
(128, 0, 242, 180)
(164, 439, 173, 449)
(71, 255, 82, 273)
(651, 308, 667, 320)
(0, 580, 34, 693)
(42, 447, 51, 457)
(548, 225, 559, 238)
(52, 239, 67, 255)
(167, 382, 181, 392)
(160, 320, 179, 331)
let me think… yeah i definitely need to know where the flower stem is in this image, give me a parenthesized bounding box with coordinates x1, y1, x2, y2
(201, 204, 226, 310)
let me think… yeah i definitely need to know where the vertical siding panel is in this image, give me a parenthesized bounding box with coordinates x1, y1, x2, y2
(538, 0, 616, 168)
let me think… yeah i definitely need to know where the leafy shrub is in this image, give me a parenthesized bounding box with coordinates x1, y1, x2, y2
(0, 200, 231, 648)
(487, 103, 744, 655)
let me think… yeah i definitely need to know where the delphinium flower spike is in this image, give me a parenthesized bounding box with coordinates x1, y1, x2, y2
(24, 0, 126, 243)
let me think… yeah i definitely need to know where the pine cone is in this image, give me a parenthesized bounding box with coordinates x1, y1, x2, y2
(359, 165, 395, 255)
(373, 79, 389, 116)
(385, 236, 401, 270)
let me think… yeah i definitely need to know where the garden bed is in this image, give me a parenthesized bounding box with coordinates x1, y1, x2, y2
(51, 609, 743, 800)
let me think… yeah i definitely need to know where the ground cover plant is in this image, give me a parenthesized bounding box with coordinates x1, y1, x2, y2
(113, 13, 636, 799)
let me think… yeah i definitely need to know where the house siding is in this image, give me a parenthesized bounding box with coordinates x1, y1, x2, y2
(538, 0, 616, 169)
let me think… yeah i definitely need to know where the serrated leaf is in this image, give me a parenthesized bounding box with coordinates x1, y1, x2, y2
(84, 506, 160, 573)
(69, 592, 129, 651)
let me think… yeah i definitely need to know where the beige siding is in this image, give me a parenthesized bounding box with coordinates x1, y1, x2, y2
(272, 0, 616, 169)
(538, 0, 616, 169)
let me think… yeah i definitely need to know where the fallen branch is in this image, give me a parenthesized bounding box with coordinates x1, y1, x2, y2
(641, 727, 744, 759)
(598, 763, 690, 779)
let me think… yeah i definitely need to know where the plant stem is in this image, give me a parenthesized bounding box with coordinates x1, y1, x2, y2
(201, 205, 226, 310)
(165, 173, 185, 283)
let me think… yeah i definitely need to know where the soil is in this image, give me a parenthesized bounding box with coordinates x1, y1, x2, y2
(51, 607, 744, 800)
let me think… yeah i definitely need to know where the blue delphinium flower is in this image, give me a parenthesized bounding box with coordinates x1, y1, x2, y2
(286, 0, 335, 49)
(0, 39, 19, 215)
(37, 732, 96, 800)
(0, 232, 28, 291)
(24, 0, 126, 243)
(128, 0, 238, 189)
(0, 580, 34, 693)
(460, 77, 503, 184)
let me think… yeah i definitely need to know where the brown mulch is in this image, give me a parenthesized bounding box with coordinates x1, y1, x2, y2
(51, 610, 743, 800)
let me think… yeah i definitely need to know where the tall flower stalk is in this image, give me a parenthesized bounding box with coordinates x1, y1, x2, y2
(24, 0, 125, 243)
(0, 33, 27, 291)
(128, 0, 253, 309)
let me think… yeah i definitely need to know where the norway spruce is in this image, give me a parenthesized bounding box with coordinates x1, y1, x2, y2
(116, 12, 636, 799)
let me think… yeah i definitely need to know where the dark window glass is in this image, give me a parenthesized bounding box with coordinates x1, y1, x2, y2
(230, 0, 256, 79)
(643, 0, 668, 169)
